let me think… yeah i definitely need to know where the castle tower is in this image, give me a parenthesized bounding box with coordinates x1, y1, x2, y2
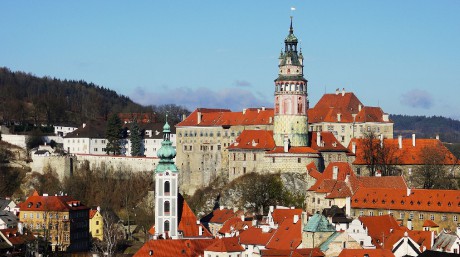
(154, 115, 179, 239)
(273, 17, 309, 147)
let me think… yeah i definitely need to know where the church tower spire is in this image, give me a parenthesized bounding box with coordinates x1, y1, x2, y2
(154, 115, 179, 239)
(273, 17, 309, 147)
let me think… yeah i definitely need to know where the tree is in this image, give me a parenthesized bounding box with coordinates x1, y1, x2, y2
(410, 146, 458, 189)
(361, 132, 401, 176)
(105, 114, 123, 155)
(93, 210, 124, 257)
(129, 119, 144, 156)
(26, 131, 44, 151)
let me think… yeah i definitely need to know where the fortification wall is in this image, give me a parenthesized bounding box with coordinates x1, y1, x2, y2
(74, 154, 159, 173)
(1, 134, 27, 148)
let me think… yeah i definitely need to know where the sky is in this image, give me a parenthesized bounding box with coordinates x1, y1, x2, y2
(1, 1, 459, 120)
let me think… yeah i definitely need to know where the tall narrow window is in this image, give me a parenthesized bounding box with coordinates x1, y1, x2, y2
(164, 201, 170, 214)
(164, 220, 170, 232)
(164, 181, 170, 195)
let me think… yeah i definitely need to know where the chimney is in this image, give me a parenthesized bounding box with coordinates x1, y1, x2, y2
(198, 225, 203, 236)
(182, 114, 186, 121)
(262, 106, 266, 111)
(345, 197, 351, 217)
(241, 215, 245, 222)
(18, 222, 23, 234)
(316, 133, 321, 147)
(269, 117, 273, 123)
(293, 215, 299, 224)
(333, 166, 338, 180)
(380, 134, 383, 147)
(412, 134, 416, 147)
(269, 206, 274, 213)
(337, 113, 341, 122)
(233, 207, 238, 213)
(82, 123, 86, 128)
(219, 205, 224, 210)
(407, 188, 411, 196)
(407, 219, 412, 230)
(335, 88, 339, 95)
(341, 88, 345, 96)
(436, 134, 440, 141)
(252, 219, 257, 226)
(243, 108, 247, 115)
(284, 135, 289, 153)
(197, 112, 202, 124)
(398, 135, 403, 149)
(352, 142, 356, 154)
(358, 104, 362, 112)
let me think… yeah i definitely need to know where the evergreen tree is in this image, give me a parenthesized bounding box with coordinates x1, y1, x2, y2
(130, 119, 144, 156)
(106, 114, 122, 155)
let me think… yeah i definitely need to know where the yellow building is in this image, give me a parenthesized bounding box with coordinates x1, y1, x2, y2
(89, 207, 103, 241)
(19, 191, 90, 252)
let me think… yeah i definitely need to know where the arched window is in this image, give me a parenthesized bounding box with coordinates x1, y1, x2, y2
(164, 220, 170, 232)
(164, 201, 170, 213)
(164, 181, 170, 194)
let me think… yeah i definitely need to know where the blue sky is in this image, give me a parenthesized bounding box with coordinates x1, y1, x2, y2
(1, 1, 459, 119)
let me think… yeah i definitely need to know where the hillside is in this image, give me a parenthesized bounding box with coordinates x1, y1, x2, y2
(0, 67, 149, 130)
(390, 114, 460, 143)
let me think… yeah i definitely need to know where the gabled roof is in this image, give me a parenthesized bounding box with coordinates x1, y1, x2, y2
(201, 207, 236, 225)
(338, 249, 395, 257)
(64, 122, 107, 139)
(177, 195, 212, 238)
(432, 231, 460, 251)
(352, 188, 460, 213)
(0, 211, 19, 226)
(423, 220, 439, 228)
(326, 181, 353, 199)
(306, 162, 322, 180)
(0, 228, 35, 247)
(205, 237, 244, 252)
(303, 213, 335, 233)
(272, 208, 302, 224)
(18, 190, 88, 212)
(0, 198, 14, 211)
(177, 108, 274, 127)
(310, 132, 348, 152)
(418, 250, 460, 257)
(349, 138, 459, 165)
(218, 217, 252, 235)
(347, 175, 407, 195)
(133, 239, 217, 257)
(239, 226, 276, 246)
(266, 146, 318, 155)
(355, 106, 390, 123)
(266, 216, 302, 250)
(228, 130, 276, 150)
(307, 162, 354, 194)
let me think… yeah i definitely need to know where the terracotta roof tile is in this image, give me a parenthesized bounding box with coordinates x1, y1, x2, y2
(338, 249, 395, 257)
(0, 228, 35, 246)
(355, 106, 391, 123)
(423, 220, 439, 228)
(239, 226, 276, 246)
(133, 239, 217, 257)
(326, 181, 353, 199)
(267, 146, 318, 154)
(311, 132, 348, 152)
(352, 188, 460, 213)
(272, 209, 302, 224)
(208, 208, 237, 224)
(178, 195, 212, 238)
(18, 191, 88, 212)
(218, 217, 252, 234)
(177, 108, 274, 127)
(349, 138, 459, 165)
(261, 248, 324, 257)
(228, 130, 276, 150)
(266, 217, 302, 250)
(205, 237, 244, 252)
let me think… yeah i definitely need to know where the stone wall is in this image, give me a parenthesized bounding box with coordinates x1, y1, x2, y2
(74, 154, 159, 173)
(1, 134, 27, 148)
(30, 155, 74, 181)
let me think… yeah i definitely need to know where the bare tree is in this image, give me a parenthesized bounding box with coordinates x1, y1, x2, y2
(361, 132, 401, 176)
(411, 146, 459, 189)
(93, 211, 124, 257)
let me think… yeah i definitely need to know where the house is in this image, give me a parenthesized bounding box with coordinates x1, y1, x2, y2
(319, 231, 362, 257)
(204, 237, 244, 257)
(18, 191, 90, 252)
(302, 213, 336, 248)
(0, 210, 19, 229)
(53, 125, 78, 137)
(133, 238, 217, 257)
(432, 230, 460, 254)
(307, 89, 393, 147)
(0, 224, 36, 256)
(201, 206, 240, 237)
(89, 206, 103, 241)
(0, 198, 16, 214)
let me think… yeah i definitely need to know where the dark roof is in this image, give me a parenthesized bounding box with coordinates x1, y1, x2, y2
(418, 250, 460, 257)
(137, 122, 176, 139)
(0, 211, 18, 226)
(0, 199, 13, 211)
(64, 122, 107, 139)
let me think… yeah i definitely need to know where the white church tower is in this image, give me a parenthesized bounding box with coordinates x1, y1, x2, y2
(154, 115, 179, 239)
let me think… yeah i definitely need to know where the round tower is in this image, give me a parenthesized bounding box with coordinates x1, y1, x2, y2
(273, 17, 309, 147)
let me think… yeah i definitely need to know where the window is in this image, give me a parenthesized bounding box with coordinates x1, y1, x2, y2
(454, 215, 458, 222)
(96, 229, 99, 234)
(164, 181, 170, 194)
(243, 167, 246, 174)
(37, 213, 40, 218)
(378, 211, 383, 216)
(164, 220, 170, 232)
(254, 154, 256, 161)
(312, 197, 315, 203)
(94, 148, 98, 152)
(298, 158, 301, 163)
(164, 201, 170, 214)
(430, 214, 435, 221)
(359, 211, 364, 216)
(96, 221, 99, 225)
(243, 153, 246, 161)
(419, 214, 424, 220)
(218, 145, 221, 150)
(400, 213, 405, 219)
(369, 211, 374, 216)
(341, 126, 345, 133)
(317, 199, 320, 204)
(272, 157, 275, 163)
(442, 215, 447, 221)
(409, 212, 414, 220)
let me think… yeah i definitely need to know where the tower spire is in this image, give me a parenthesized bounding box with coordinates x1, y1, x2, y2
(290, 16, 294, 34)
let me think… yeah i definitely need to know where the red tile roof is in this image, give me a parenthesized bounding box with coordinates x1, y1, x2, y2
(89, 209, 98, 219)
(355, 106, 391, 123)
(338, 249, 395, 257)
(261, 248, 324, 257)
(423, 220, 439, 228)
(308, 162, 354, 193)
(239, 226, 276, 246)
(347, 175, 407, 195)
(267, 146, 318, 154)
(18, 191, 88, 212)
(311, 132, 348, 152)
(209, 209, 236, 224)
(359, 215, 404, 246)
(349, 138, 459, 165)
(133, 239, 217, 257)
(177, 108, 274, 127)
(218, 217, 252, 235)
(178, 196, 212, 237)
(205, 237, 244, 252)
(326, 181, 353, 199)
(306, 162, 321, 180)
(228, 130, 276, 150)
(308, 92, 363, 123)
(266, 217, 302, 250)
(272, 208, 302, 224)
(352, 188, 460, 213)
(0, 227, 35, 246)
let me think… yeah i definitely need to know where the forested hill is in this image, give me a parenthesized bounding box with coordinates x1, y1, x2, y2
(0, 67, 149, 127)
(390, 114, 460, 143)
